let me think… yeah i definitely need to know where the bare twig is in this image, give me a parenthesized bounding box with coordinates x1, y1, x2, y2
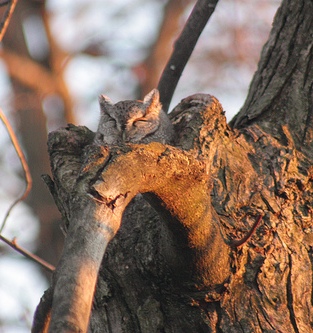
(0, 0, 18, 42)
(0, 108, 33, 233)
(0, 234, 55, 272)
(158, 0, 219, 113)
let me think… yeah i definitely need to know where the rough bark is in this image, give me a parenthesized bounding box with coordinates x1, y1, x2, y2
(230, 0, 313, 157)
(34, 0, 313, 332)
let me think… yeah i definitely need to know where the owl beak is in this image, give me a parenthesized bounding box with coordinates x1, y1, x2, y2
(122, 131, 128, 142)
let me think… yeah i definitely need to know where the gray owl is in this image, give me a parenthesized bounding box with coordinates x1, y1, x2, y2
(95, 89, 174, 146)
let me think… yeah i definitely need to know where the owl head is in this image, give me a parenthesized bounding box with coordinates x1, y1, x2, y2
(98, 89, 163, 144)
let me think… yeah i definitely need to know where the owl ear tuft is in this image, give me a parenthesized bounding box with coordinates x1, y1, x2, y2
(99, 94, 114, 112)
(143, 89, 161, 115)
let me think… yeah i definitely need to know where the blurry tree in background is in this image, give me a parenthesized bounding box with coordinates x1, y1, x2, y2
(0, 0, 279, 331)
(1, 0, 72, 269)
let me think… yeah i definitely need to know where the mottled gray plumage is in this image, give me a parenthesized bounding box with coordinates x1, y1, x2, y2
(95, 89, 174, 146)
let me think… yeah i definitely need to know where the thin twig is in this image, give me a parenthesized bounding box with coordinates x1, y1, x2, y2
(0, 0, 18, 42)
(0, 108, 33, 233)
(158, 0, 219, 113)
(0, 234, 55, 272)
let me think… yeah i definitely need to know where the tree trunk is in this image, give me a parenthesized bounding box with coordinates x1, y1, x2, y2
(33, 0, 313, 332)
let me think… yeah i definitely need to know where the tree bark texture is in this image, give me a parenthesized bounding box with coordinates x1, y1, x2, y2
(33, 0, 313, 332)
(231, 0, 313, 156)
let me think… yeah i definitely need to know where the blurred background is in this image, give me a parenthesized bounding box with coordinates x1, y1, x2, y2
(0, 0, 280, 331)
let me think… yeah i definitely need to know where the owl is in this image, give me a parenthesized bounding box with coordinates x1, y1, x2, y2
(95, 89, 174, 146)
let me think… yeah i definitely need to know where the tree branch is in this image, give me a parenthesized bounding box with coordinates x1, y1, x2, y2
(0, 234, 54, 272)
(230, 0, 313, 157)
(0, 107, 32, 233)
(46, 142, 231, 331)
(158, 0, 219, 113)
(0, 49, 58, 96)
(48, 195, 119, 332)
(39, 95, 234, 331)
(0, 0, 18, 42)
(137, 0, 192, 97)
